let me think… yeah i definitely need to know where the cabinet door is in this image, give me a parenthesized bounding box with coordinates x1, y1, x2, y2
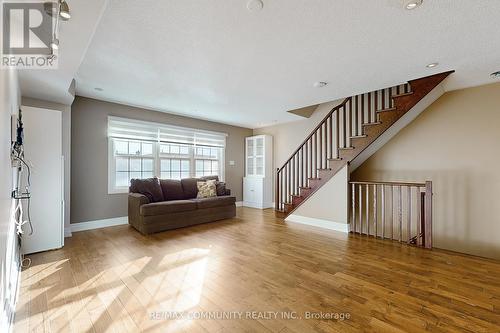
(246, 138, 255, 176)
(255, 137, 264, 176)
(243, 178, 256, 203)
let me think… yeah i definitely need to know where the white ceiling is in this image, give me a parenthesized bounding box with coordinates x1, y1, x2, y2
(18, 0, 107, 105)
(21, 0, 500, 128)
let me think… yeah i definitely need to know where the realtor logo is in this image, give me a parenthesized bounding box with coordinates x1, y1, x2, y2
(2, 1, 58, 69)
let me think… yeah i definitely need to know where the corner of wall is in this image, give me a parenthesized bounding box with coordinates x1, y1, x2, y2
(286, 165, 350, 231)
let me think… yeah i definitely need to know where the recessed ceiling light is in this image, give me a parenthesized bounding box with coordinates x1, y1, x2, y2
(247, 0, 263, 11)
(405, 0, 423, 10)
(426, 62, 439, 68)
(313, 81, 328, 88)
(491, 71, 500, 78)
(94, 87, 104, 92)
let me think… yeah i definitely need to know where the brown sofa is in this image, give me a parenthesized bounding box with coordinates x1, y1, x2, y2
(128, 176, 236, 234)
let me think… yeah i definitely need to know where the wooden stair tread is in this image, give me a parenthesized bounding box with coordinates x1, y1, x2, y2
(376, 107, 396, 113)
(392, 91, 413, 98)
(362, 121, 382, 127)
(275, 72, 454, 218)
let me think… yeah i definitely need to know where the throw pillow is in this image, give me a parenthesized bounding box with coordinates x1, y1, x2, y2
(215, 181, 227, 196)
(130, 177, 164, 203)
(201, 175, 219, 182)
(197, 180, 217, 198)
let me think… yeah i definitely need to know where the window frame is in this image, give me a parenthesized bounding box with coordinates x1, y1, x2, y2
(108, 139, 225, 194)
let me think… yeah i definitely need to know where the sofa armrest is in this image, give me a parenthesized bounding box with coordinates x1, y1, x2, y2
(129, 192, 150, 205)
(128, 193, 149, 228)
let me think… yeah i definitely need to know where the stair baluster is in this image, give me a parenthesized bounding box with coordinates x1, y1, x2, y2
(275, 72, 453, 219)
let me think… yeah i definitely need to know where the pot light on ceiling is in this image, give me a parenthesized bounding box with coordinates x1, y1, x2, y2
(405, 0, 423, 10)
(247, 0, 264, 11)
(313, 81, 328, 88)
(426, 62, 439, 68)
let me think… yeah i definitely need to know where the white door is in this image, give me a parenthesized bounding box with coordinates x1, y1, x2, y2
(21, 106, 63, 254)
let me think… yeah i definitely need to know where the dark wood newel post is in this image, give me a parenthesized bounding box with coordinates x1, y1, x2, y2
(275, 168, 280, 211)
(424, 181, 433, 249)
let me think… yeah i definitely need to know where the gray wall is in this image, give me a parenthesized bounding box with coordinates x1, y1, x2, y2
(71, 96, 252, 224)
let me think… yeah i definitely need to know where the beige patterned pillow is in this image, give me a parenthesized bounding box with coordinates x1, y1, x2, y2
(197, 180, 217, 198)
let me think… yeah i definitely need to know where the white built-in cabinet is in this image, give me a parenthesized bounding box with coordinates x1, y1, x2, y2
(243, 135, 273, 209)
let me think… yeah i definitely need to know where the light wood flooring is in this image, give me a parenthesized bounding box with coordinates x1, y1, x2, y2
(14, 207, 500, 332)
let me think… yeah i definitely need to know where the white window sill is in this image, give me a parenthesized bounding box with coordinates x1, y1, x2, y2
(108, 188, 129, 195)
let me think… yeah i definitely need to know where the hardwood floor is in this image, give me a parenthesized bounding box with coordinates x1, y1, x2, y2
(14, 207, 500, 332)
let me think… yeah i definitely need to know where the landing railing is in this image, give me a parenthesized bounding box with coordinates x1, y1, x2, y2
(349, 180, 432, 248)
(275, 83, 411, 212)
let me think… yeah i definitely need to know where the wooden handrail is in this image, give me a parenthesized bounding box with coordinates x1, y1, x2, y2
(275, 82, 412, 213)
(350, 180, 426, 187)
(277, 98, 350, 173)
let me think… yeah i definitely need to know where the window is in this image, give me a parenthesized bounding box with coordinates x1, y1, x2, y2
(195, 147, 220, 177)
(113, 140, 154, 187)
(108, 117, 226, 193)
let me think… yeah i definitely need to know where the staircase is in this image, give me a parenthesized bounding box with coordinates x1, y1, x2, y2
(275, 71, 454, 217)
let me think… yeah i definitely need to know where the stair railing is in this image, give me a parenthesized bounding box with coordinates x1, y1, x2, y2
(349, 180, 432, 248)
(275, 83, 411, 213)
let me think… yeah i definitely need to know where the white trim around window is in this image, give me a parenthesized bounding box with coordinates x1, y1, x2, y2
(107, 117, 227, 194)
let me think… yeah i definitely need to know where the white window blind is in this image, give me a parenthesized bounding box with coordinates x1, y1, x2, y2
(107, 116, 227, 193)
(108, 116, 227, 147)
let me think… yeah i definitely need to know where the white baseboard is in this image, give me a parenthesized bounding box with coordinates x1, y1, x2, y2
(64, 227, 72, 238)
(235, 201, 243, 207)
(242, 201, 274, 209)
(285, 214, 350, 233)
(69, 216, 128, 234)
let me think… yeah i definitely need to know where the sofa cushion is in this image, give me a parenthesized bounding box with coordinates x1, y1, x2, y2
(140, 200, 197, 216)
(190, 196, 236, 209)
(160, 179, 184, 201)
(130, 177, 164, 203)
(181, 178, 201, 199)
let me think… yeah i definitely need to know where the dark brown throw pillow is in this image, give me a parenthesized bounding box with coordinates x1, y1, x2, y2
(130, 177, 164, 203)
(201, 175, 219, 182)
(216, 181, 227, 196)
